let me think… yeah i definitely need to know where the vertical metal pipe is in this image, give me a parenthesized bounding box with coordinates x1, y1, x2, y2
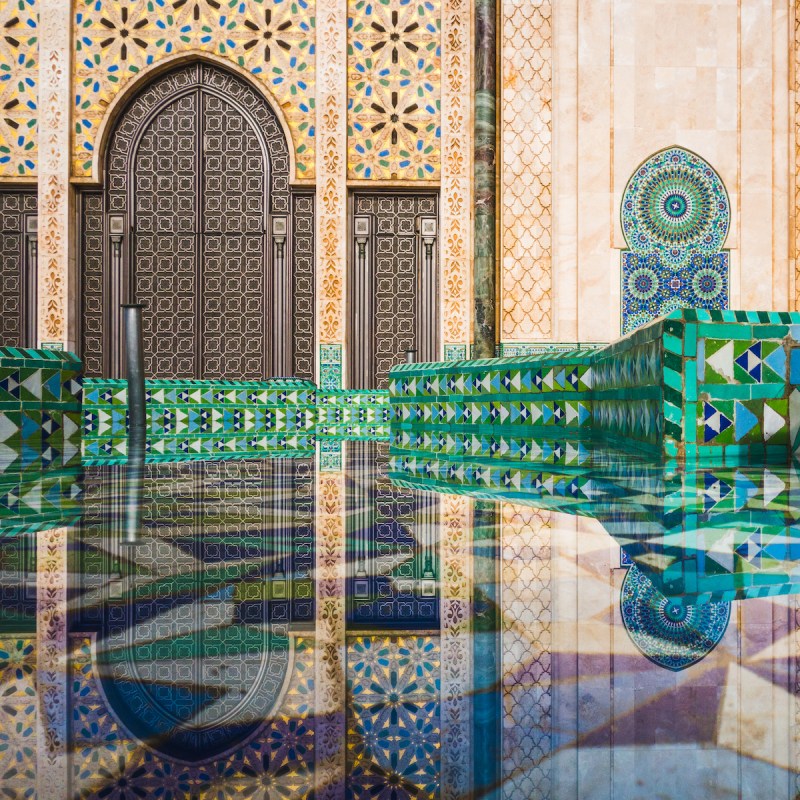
(122, 436, 145, 547)
(122, 304, 146, 443)
(473, 0, 498, 359)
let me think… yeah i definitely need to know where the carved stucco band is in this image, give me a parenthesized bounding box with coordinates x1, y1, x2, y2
(36, 527, 69, 799)
(316, 0, 348, 384)
(314, 457, 347, 799)
(501, 0, 552, 340)
(441, 495, 472, 800)
(440, 0, 473, 354)
(38, 0, 73, 347)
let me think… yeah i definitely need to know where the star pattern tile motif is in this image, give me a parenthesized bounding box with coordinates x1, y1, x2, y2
(347, 0, 441, 181)
(73, 0, 316, 178)
(0, 0, 38, 178)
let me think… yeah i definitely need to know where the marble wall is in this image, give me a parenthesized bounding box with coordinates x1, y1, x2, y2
(508, 0, 793, 346)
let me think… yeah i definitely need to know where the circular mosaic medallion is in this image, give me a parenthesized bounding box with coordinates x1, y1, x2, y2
(691, 267, 724, 301)
(621, 148, 729, 265)
(621, 565, 731, 671)
(625, 267, 659, 300)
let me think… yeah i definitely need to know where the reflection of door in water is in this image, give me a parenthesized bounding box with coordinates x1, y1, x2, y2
(350, 193, 439, 389)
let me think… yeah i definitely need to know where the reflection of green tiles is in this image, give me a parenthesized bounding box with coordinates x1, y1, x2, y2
(0, 464, 82, 534)
(391, 447, 800, 605)
(83, 377, 317, 459)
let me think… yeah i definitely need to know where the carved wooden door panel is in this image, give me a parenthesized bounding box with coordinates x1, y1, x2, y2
(133, 93, 201, 378)
(132, 89, 269, 379)
(350, 193, 439, 389)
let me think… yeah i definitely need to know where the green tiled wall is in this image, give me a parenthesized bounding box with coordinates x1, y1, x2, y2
(660, 309, 800, 462)
(83, 378, 316, 462)
(82, 379, 392, 461)
(389, 350, 595, 464)
(389, 308, 800, 465)
(316, 390, 391, 440)
(0, 346, 82, 472)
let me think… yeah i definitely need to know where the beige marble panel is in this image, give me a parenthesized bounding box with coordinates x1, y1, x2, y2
(500, 0, 553, 342)
(553, 0, 795, 341)
(552, 0, 579, 341)
(575, 0, 613, 342)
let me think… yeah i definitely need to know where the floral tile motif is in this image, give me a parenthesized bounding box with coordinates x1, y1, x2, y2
(620, 147, 730, 334)
(0, 640, 37, 799)
(0, 0, 38, 178)
(347, 0, 441, 180)
(73, 0, 316, 178)
(347, 635, 440, 799)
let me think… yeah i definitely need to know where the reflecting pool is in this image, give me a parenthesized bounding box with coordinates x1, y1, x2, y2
(1, 441, 799, 798)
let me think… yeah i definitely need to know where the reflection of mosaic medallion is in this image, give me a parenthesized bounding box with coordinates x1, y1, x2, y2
(621, 565, 731, 671)
(621, 148, 729, 265)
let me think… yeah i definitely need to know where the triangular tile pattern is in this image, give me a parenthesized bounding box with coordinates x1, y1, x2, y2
(390, 309, 800, 466)
(0, 347, 83, 475)
(83, 377, 317, 461)
(316, 390, 392, 440)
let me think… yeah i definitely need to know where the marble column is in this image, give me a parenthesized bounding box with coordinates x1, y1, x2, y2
(473, 0, 498, 359)
(38, 1, 74, 350)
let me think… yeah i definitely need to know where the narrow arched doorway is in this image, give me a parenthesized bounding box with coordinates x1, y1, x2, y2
(79, 62, 314, 380)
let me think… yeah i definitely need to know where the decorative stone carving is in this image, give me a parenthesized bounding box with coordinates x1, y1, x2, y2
(501, 0, 552, 341)
(0, 0, 38, 179)
(347, 0, 442, 181)
(316, 0, 348, 386)
(38, 0, 72, 347)
(72, 0, 316, 179)
(440, 0, 471, 354)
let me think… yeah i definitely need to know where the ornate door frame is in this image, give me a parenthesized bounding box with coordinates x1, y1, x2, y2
(79, 61, 295, 379)
(348, 189, 440, 390)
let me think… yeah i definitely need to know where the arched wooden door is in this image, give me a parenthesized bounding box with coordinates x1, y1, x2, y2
(80, 62, 305, 380)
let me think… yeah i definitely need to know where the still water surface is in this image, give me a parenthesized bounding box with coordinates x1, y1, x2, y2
(1, 442, 797, 798)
